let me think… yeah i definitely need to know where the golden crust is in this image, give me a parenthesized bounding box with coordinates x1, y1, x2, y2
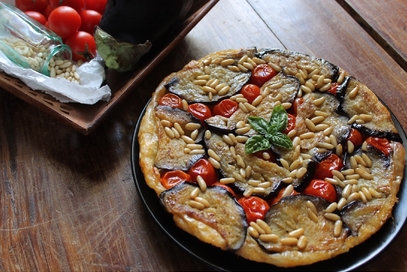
(138, 48, 406, 268)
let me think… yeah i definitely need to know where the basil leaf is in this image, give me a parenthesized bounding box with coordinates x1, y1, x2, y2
(247, 116, 270, 135)
(270, 132, 293, 149)
(245, 135, 271, 154)
(269, 104, 288, 132)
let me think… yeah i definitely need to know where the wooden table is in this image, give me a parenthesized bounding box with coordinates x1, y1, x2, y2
(1, 0, 407, 270)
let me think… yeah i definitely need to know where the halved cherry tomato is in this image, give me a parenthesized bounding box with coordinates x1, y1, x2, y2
(160, 170, 191, 189)
(188, 159, 217, 186)
(48, 6, 82, 39)
(303, 179, 337, 202)
(158, 93, 183, 109)
(269, 187, 298, 205)
(283, 113, 296, 134)
(348, 128, 363, 146)
(79, 9, 102, 34)
(65, 31, 96, 61)
(240, 84, 260, 104)
(188, 103, 212, 121)
(238, 196, 270, 223)
(212, 99, 238, 118)
(249, 64, 277, 87)
(24, 11, 47, 25)
(211, 182, 236, 197)
(366, 137, 392, 156)
(253, 149, 276, 163)
(313, 153, 343, 180)
(327, 82, 339, 95)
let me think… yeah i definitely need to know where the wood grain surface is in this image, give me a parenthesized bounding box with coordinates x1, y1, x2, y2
(1, 0, 407, 271)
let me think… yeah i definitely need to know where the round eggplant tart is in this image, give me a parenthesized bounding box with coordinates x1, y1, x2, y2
(138, 48, 406, 268)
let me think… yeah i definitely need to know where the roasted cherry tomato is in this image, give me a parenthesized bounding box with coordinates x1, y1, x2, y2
(313, 153, 343, 180)
(291, 97, 304, 115)
(188, 159, 217, 186)
(283, 113, 296, 134)
(327, 82, 339, 95)
(348, 128, 363, 146)
(160, 170, 191, 189)
(366, 137, 392, 156)
(212, 99, 238, 118)
(303, 179, 337, 202)
(253, 149, 276, 163)
(158, 93, 183, 109)
(238, 196, 270, 223)
(249, 64, 277, 87)
(211, 182, 236, 197)
(24, 11, 47, 25)
(48, 6, 82, 39)
(79, 9, 102, 34)
(240, 84, 261, 104)
(269, 187, 298, 205)
(65, 31, 96, 61)
(188, 103, 212, 121)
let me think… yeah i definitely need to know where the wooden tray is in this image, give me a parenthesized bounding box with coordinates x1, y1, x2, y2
(0, 0, 218, 135)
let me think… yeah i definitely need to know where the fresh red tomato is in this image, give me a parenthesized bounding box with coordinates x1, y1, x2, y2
(16, 0, 48, 13)
(366, 137, 392, 156)
(160, 170, 191, 189)
(188, 159, 217, 186)
(313, 153, 343, 180)
(238, 196, 270, 223)
(43, 5, 54, 18)
(249, 64, 277, 86)
(328, 82, 339, 95)
(348, 128, 363, 146)
(49, 0, 86, 12)
(253, 149, 276, 163)
(240, 84, 260, 104)
(188, 103, 212, 122)
(24, 11, 47, 25)
(269, 187, 298, 205)
(65, 31, 96, 61)
(211, 182, 236, 197)
(48, 6, 82, 39)
(303, 179, 337, 202)
(283, 113, 296, 134)
(79, 9, 102, 34)
(158, 93, 183, 109)
(85, 0, 107, 14)
(212, 99, 238, 118)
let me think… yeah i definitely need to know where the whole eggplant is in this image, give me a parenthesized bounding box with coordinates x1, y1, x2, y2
(95, 0, 193, 72)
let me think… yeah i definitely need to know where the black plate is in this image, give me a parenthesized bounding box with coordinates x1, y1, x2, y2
(131, 101, 407, 271)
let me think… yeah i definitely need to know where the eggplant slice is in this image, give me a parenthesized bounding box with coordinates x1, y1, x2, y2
(256, 195, 349, 253)
(256, 48, 339, 83)
(166, 49, 257, 103)
(160, 182, 247, 251)
(154, 105, 204, 171)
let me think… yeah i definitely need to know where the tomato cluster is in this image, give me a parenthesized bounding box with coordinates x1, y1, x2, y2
(16, 0, 107, 62)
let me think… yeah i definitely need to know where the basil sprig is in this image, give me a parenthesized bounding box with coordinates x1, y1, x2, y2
(245, 105, 293, 154)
